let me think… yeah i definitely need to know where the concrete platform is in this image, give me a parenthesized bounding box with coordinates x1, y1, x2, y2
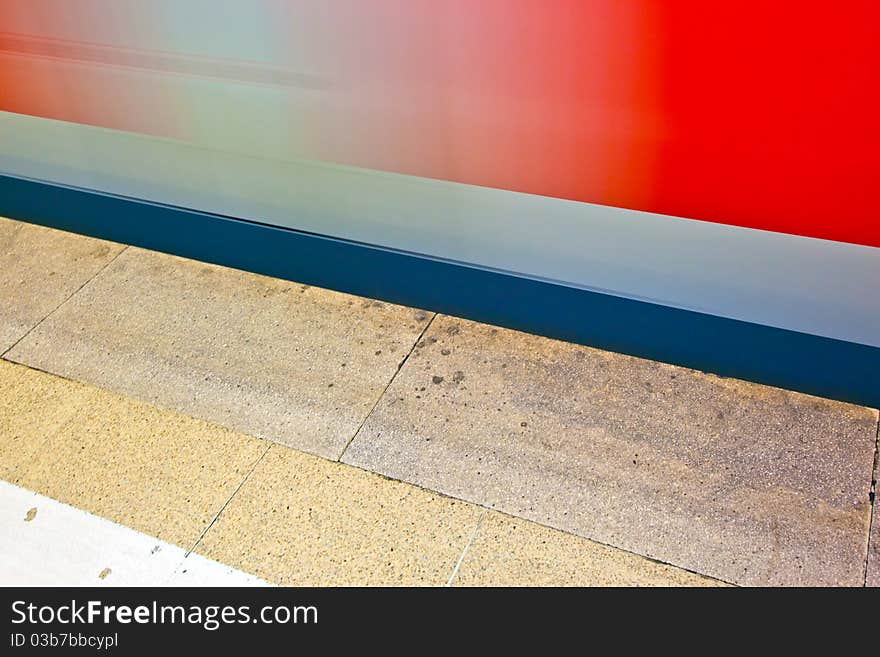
(0, 218, 877, 586)
(0, 358, 714, 587)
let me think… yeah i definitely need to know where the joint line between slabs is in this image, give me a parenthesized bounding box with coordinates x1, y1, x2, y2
(185, 442, 272, 558)
(336, 312, 437, 461)
(446, 510, 486, 587)
(1, 244, 129, 360)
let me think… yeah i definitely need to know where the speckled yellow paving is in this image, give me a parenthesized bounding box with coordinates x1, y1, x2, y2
(0, 359, 267, 547)
(195, 445, 482, 586)
(0, 359, 724, 586)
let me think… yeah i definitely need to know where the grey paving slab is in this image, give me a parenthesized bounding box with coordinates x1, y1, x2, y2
(6, 247, 432, 459)
(343, 315, 878, 586)
(0, 217, 124, 353)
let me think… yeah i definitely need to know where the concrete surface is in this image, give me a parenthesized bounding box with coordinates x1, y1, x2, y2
(7, 246, 433, 459)
(2, 360, 267, 547)
(1, 217, 878, 586)
(0, 358, 717, 588)
(453, 513, 723, 587)
(0, 217, 124, 353)
(343, 315, 878, 586)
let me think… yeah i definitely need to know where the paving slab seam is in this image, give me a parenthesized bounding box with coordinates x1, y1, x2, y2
(864, 418, 880, 586)
(449, 504, 737, 587)
(245, 446, 738, 585)
(185, 442, 273, 557)
(311, 457, 735, 585)
(0, 357, 163, 426)
(335, 312, 437, 461)
(0, 244, 128, 360)
(445, 510, 487, 586)
(339, 440, 743, 586)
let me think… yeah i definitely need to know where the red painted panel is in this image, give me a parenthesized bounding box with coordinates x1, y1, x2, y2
(0, 2, 877, 246)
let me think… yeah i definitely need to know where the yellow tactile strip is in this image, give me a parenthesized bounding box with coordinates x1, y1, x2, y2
(0, 359, 94, 482)
(0, 359, 724, 586)
(195, 445, 482, 586)
(0, 359, 266, 547)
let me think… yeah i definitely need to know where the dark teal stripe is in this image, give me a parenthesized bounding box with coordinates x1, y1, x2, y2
(2, 172, 877, 407)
